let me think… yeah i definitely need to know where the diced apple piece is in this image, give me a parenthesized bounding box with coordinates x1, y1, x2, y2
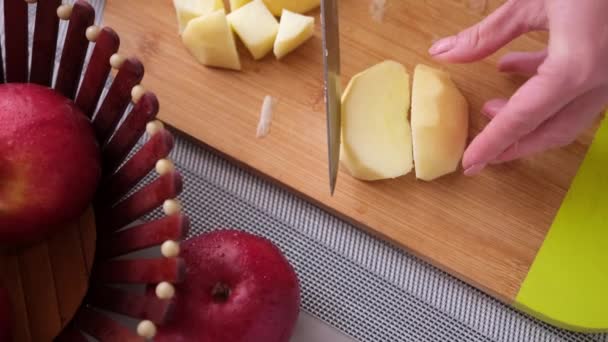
(173, 0, 224, 34)
(273, 10, 314, 59)
(340, 61, 413, 181)
(229, 0, 251, 11)
(411, 64, 469, 181)
(227, 0, 279, 60)
(182, 10, 241, 70)
(262, 0, 320, 16)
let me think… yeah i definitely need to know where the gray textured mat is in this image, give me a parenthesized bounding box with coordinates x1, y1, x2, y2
(151, 132, 607, 342)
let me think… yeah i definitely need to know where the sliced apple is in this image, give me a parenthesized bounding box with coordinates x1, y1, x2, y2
(182, 10, 241, 70)
(261, 0, 320, 16)
(173, 0, 224, 34)
(273, 9, 314, 60)
(340, 60, 413, 181)
(229, 0, 251, 11)
(411, 64, 469, 181)
(227, 0, 279, 60)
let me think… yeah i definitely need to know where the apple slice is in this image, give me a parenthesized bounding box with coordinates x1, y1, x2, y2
(273, 10, 314, 60)
(411, 64, 469, 181)
(261, 0, 320, 16)
(340, 60, 413, 181)
(173, 0, 224, 34)
(229, 0, 251, 11)
(227, 0, 279, 60)
(182, 10, 241, 71)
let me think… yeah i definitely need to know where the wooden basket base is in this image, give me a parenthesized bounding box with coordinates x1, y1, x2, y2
(0, 207, 96, 342)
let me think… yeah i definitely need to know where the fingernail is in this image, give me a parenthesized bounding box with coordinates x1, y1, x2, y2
(464, 163, 486, 176)
(429, 36, 456, 56)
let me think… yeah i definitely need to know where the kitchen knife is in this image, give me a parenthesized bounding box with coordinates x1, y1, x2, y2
(320, 0, 341, 196)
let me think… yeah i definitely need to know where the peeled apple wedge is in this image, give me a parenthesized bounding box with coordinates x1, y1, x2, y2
(262, 0, 320, 16)
(182, 10, 241, 70)
(227, 0, 279, 60)
(340, 61, 414, 181)
(173, 0, 224, 34)
(411, 64, 469, 181)
(273, 10, 314, 59)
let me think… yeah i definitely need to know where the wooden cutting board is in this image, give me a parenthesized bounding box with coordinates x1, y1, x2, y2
(103, 0, 608, 332)
(0, 208, 96, 342)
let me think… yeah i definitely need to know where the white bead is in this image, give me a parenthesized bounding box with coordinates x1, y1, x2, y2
(85, 25, 101, 42)
(155, 159, 175, 175)
(155, 282, 175, 299)
(145, 120, 164, 136)
(137, 320, 157, 339)
(109, 53, 125, 69)
(131, 85, 146, 104)
(161, 240, 180, 258)
(163, 199, 182, 216)
(56, 4, 73, 20)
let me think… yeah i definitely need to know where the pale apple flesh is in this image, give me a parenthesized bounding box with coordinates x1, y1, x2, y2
(182, 10, 242, 70)
(411, 64, 469, 181)
(227, 0, 279, 60)
(173, 0, 224, 34)
(229, 0, 251, 11)
(154, 230, 300, 342)
(261, 0, 320, 16)
(340, 60, 414, 181)
(273, 9, 314, 59)
(0, 83, 101, 245)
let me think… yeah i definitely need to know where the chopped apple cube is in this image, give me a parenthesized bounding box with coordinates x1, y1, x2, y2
(181, 10, 241, 70)
(340, 61, 413, 181)
(262, 0, 320, 16)
(273, 10, 314, 59)
(229, 0, 251, 11)
(173, 0, 224, 34)
(411, 64, 469, 181)
(227, 0, 279, 60)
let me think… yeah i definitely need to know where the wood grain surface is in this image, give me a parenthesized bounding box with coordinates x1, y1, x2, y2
(103, 0, 593, 303)
(0, 208, 96, 342)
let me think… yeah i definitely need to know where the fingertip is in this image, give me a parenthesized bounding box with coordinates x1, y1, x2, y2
(429, 36, 457, 57)
(464, 163, 487, 176)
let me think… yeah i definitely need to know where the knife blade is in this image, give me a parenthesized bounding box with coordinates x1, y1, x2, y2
(320, 0, 341, 196)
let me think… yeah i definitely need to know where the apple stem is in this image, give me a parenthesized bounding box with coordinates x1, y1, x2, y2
(211, 283, 231, 302)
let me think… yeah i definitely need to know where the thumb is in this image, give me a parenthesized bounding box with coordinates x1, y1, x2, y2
(429, 0, 547, 63)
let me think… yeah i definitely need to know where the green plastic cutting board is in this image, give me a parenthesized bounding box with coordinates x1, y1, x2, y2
(515, 111, 608, 332)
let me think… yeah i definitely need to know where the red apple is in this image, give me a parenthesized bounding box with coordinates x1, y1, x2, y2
(155, 230, 300, 342)
(0, 286, 12, 342)
(0, 83, 101, 245)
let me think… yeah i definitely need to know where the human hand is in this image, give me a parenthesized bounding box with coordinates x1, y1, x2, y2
(428, 0, 608, 175)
